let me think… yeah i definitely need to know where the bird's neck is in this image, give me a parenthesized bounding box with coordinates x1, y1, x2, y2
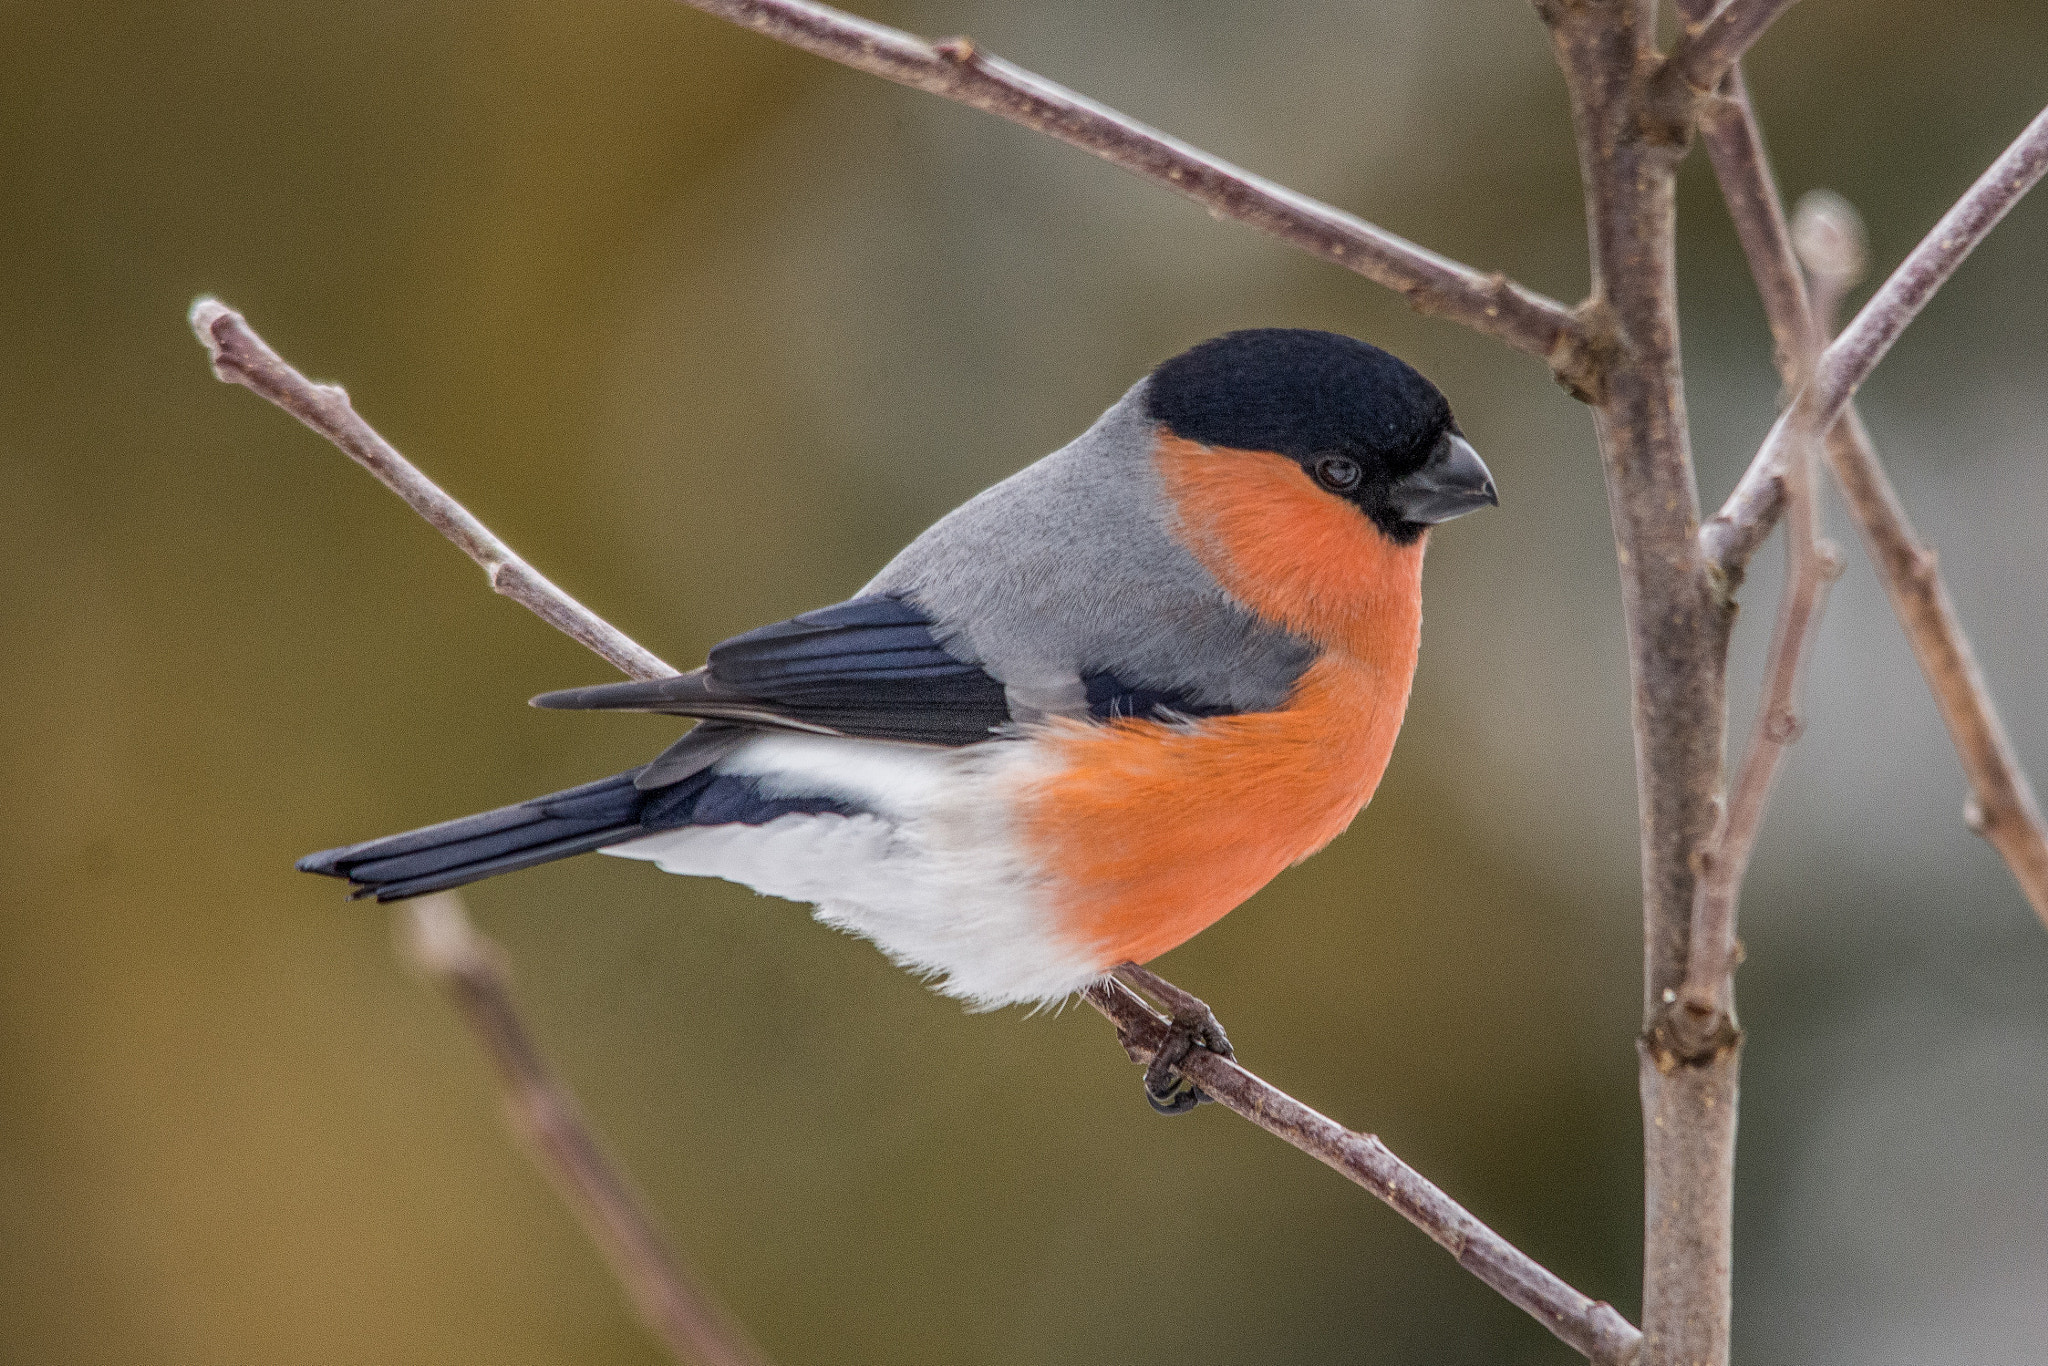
(1153, 434, 1427, 676)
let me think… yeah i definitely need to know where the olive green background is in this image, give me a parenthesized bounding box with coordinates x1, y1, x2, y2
(3, 2, 2045, 1362)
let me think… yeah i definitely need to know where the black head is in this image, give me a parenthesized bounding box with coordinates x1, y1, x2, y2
(1144, 328, 1496, 543)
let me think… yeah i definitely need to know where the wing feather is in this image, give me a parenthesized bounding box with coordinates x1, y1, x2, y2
(532, 596, 1013, 746)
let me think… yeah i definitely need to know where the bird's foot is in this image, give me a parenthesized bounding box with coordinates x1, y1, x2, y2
(1110, 962, 1234, 1116)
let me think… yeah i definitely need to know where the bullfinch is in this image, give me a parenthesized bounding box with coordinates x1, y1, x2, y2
(299, 329, 1496, 1106)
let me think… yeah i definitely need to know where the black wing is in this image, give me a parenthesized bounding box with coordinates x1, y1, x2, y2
(532, 595, 1013, 746)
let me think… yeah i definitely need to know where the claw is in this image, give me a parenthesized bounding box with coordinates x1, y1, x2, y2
(1142, 1029, 1202, 1113)
(1145, 1080, 1205, 1115)
(1112, 963, 1235, 1117)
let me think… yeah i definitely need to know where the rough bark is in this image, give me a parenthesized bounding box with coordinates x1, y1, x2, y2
(1539, 4, 1738, 1362)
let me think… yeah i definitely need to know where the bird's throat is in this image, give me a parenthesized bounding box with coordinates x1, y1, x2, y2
(1151, 433, 1426, 673)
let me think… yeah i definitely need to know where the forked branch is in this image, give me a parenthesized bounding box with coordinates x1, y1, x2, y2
(667, 0, 1602, 395)
(1704, 102, 2048, 573)
(201, 301, 1642, 1366)
(1686, 55, 2048, 926)
(1655, 0, 1802, 108)
(1664, 198, 1854, 1060)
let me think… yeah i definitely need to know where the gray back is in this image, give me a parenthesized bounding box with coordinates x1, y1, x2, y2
(863, 380, 1316, 722)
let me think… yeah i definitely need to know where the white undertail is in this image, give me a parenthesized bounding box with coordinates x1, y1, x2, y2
(604, 732, 1104, 1007)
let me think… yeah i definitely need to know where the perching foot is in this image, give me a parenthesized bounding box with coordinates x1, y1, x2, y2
(1111, 962, 1235, 1116)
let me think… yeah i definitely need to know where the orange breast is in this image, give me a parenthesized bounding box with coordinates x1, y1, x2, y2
(1016, 435, 1427, 968)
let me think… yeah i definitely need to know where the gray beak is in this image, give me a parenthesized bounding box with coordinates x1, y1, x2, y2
(1388, 433, 1497, 525)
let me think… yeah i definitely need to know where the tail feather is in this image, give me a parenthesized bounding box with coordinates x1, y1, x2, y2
(347, 826, 642, 901)
(297, 770, 649, 902)
(297, 762, 863, 903)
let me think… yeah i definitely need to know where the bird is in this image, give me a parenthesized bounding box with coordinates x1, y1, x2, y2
(299, 328, 1496, 1111)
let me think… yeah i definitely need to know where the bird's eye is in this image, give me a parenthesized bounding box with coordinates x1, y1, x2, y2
(1312, 453, 1363, 493)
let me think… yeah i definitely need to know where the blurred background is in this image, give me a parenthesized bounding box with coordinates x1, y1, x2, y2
(3, 1, 2045, 1362)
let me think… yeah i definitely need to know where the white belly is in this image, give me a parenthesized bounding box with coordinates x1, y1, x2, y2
(602, 732, 1104, 1007)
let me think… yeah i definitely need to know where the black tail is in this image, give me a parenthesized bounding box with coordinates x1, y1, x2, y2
(298, 761, 862, 902)
(297, 770, 656, 901)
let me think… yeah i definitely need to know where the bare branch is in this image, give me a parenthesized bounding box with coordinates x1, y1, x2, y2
(213, 306, 1642, 1358)
(1683, 63, 2048, 927)
(399, 893, 775, 1366)
(1084, 979, 1643, 1366)
(1703, 102, 2048, 573)
(1656, 0, 1802, 106)
(1537, 3, 1737, 1360)
(1824, 409, 2048, 925)
(188, 299, 677, 683)
(668, 0, 1600, 394)
(1694, 66, 1816, 379)
(1667, 200, 1853, 1056)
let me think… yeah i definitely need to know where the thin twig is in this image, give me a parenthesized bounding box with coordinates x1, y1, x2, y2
(1703, 102, 2048, 574)
(1685, 57, 2048, 927)
(1826, 411, 2048, 925)
(1694, 65, 1815, 381)
(1655, 0, 1802, 107)
(1666, 198, 1854, 1056)
(1084, 980, 1642, 1366)
(188, 298, 677, 683)
(209, 305, 1643, 1364)
(398, 893, 776, 1366)
(667, 0, 1601, 395)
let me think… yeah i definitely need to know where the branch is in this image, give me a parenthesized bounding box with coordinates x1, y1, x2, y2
(1655, 0, 1802, 108)
(667, 0, 1601, 395)
(188, 299, 677, 684)
(1683, 59, 2048, 926)
(1663, 198, 1853, 1060)
(1827, 409, 2048, 925)
(1693, 65, 1815, 379)
(399, 893, 776, 1366)
(1536, 4, 1737, 1362)
(1703, 101, 2048, 574)
(1084, 981, 1642, 1366)
(209, 303, 1644, 1365)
